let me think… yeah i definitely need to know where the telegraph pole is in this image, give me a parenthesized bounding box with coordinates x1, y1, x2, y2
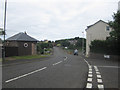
(3, 0, 7, 61)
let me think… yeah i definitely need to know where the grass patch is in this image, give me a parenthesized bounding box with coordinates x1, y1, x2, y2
(0, 58, 2, 62)
(5, 55, 47, 61)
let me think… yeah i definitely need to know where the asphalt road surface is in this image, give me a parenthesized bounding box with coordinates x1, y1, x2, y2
(2, 47, 119, 89)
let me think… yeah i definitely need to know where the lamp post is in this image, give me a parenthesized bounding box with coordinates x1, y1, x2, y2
(82, 31, 84, 55)
(3, 0, 7, 61)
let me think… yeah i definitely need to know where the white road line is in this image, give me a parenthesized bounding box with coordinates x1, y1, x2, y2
(97, 79, 103, 83)
(97, 66, 120, 68)
(88, 74, 93, 77)
(89, 71, 92, 74)
(83, 59, 93, 89)
(5, 67, 47, 83)
(64, 56, 68, 61)
(53, 61, 62, 66)
(96, 71, 100, 74)
(86, 83, 92, 88)
(89, 68, 92, 71)
(94, 66, 99, 72)
(87, 78, 92, 82)
(84, 59, 90, 67)
(98, 84, 104, 90)
(97, 75, 102, 78)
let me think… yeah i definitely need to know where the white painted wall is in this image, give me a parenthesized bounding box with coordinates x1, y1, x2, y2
(118, 1, 120, 11)
(86, 21, 112, 56)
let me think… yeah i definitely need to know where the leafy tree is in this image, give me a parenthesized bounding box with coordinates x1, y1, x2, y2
(109, 11, 120, 41)
(108, 11, 120, 55)
(37, 41, 53, 54)
(61, 40, 70, 47)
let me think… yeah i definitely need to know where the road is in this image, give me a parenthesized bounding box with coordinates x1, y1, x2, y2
(2, 47, 119, 89)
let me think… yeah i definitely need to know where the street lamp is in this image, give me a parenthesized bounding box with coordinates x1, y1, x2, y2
(3, 0, 7, 61)
(82, 31, 84, 55)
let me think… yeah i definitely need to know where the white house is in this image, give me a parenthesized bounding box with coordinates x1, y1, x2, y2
(118, 1, 120, 11)
(85, 20, 112, 56)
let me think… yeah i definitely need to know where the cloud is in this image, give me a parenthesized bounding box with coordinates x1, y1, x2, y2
(0, 0, 119, 41)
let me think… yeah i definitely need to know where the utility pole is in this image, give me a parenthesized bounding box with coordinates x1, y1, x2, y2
(82, 31, 84, 55)
(3, 0, 7, 61)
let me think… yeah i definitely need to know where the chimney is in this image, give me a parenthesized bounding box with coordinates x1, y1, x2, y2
(24, 31, 27, 34)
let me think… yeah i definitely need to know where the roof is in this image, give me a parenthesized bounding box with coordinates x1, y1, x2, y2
(85, 20, 108, 31)
(6, 32, 38, 42)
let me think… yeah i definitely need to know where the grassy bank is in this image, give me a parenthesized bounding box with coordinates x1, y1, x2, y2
(0, 58, 2, 62)
(5, 55, 47, 61)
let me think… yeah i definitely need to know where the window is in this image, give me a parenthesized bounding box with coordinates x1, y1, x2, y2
(106, 26, 110, 31)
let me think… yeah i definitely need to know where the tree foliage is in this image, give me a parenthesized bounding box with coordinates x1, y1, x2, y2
(55, 37, 86, 50)
(37, 41, 53, 54)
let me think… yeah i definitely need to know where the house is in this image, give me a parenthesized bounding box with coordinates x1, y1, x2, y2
(5, 32, 38, 57)
(85, 20, 112, 56)
(0, 38, 2, 58)
(118, 1, 120, 11)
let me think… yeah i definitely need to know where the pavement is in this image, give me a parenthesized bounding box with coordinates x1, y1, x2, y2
(1, 47, 120, 89)
(83, 54, 120, 89)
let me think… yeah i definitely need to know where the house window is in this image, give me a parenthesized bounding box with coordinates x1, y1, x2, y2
(24, 43, 28, 47)
(106, 26, 110, 31)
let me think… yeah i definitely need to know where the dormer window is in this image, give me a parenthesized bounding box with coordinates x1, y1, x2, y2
(106, 26, 110, 31)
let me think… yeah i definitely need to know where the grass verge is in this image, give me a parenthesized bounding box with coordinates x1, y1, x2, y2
(0, 58, 2, 62)
(5, 55, 47, 61)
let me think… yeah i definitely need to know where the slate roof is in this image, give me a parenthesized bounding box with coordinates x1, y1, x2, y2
(85, 20, 108, 31)
(6, 32, 38, 42)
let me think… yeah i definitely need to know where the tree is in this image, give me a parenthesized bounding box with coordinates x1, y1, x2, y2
(61, 40, 70, 47)
(108, 11, 120, 55)
(109, 11, 120, 41)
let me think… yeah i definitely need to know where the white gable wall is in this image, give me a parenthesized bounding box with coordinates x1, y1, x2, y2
(86, 21, 112, 56)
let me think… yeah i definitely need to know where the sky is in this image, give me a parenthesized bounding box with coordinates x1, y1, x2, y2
(0, 0, 119, 41)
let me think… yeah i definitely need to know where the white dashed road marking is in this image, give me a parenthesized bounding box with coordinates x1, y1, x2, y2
(64, 56, 68, 61)
(5, 56, 67, 83)
(88, 74, 93, 77)
(5, 67, 47, 83)
(53, 61, 63, 66)
(98, 84, 104, 90)
(87, 78, 92, 82)
(97, 79, 103, 83)
(94, 66, 99, 72)
(97, 75, 102, 78)
(96, 71, 100, 74)
(89, 71, 92, 74)
(86, 83, 92, 88)
(94, 66, 104, 90)
(83, 59, 105, 89)
(89, 68, 92, 71)
(83, 59, 93, 89)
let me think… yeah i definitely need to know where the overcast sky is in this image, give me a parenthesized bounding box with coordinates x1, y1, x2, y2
(0, 0, 119, 41)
